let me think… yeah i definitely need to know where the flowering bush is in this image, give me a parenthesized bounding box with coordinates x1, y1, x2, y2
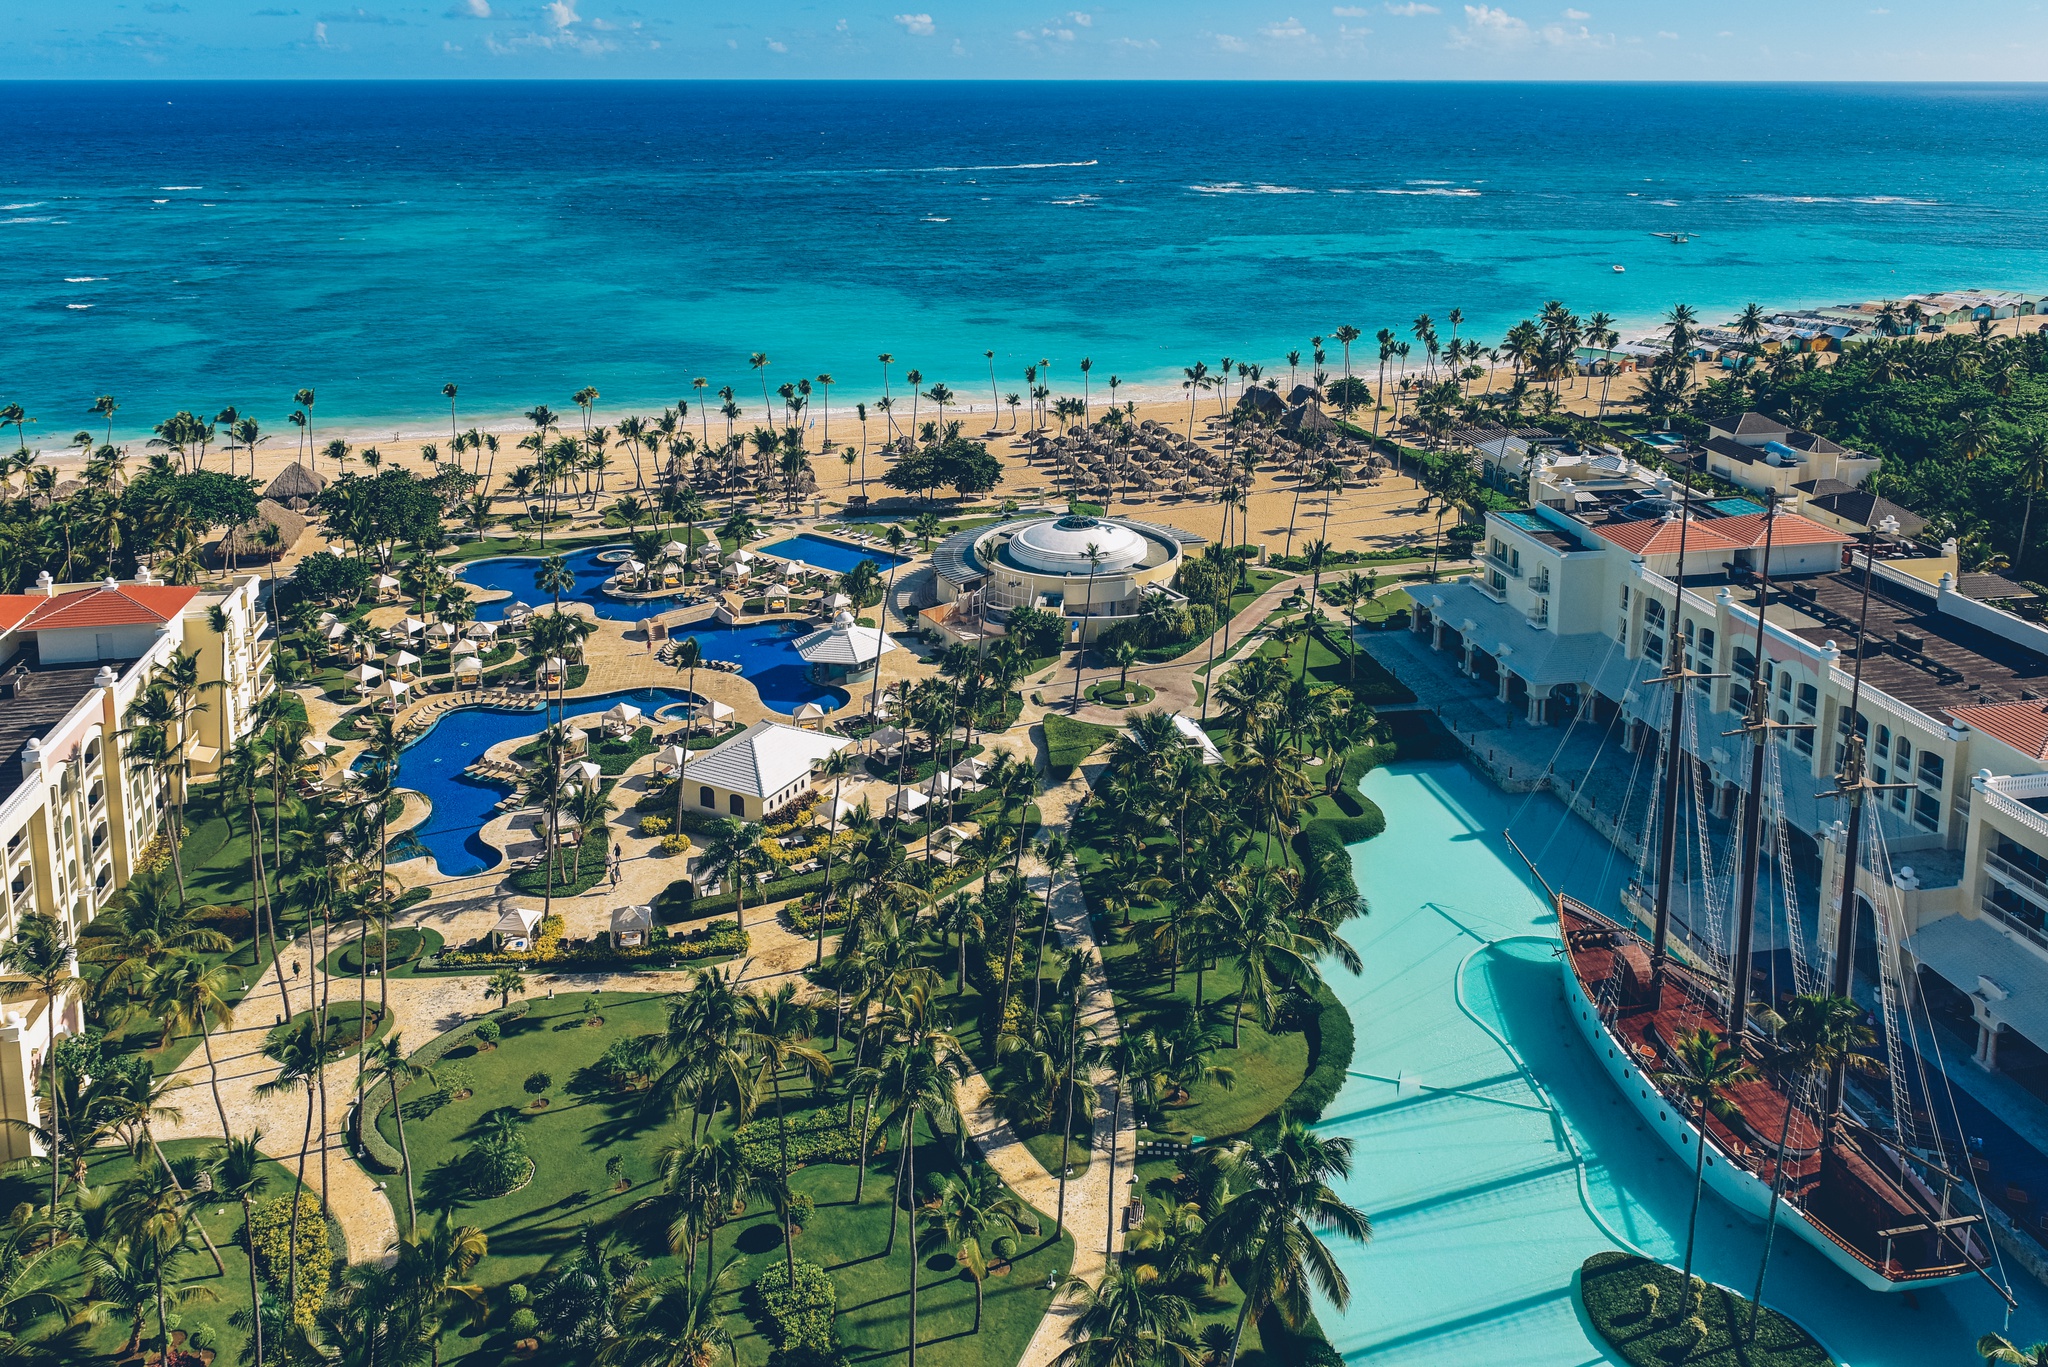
(639, 815, 672, 837)
(247, 1192, 330, 1326)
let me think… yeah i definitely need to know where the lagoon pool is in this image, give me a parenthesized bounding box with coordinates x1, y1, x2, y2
(461, 543, 649, 622)
(755, 533, 908, 575)
(1323, 759, 2046, 1364)
(394, 687, 702, 877)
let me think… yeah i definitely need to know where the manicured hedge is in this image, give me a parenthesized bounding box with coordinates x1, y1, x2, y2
(1281, 980, 1355, 1126)
(749, 1258, 840, 1356)
(247, 1191, 331, 1326)
(736, 1106, 882, 1170)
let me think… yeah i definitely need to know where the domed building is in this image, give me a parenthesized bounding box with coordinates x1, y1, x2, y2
(931, 512, 1202, 645)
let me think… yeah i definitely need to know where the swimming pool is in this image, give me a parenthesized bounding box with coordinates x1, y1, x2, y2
(463, 542, 682, 622)
(755, 533, 908, 576)
(1322, 759, 2047, 1364)
(395, 686, 701, 877)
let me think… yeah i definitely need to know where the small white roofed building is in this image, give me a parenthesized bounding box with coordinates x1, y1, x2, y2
(793, 610, 898, 685)
(609, 904, 654, 948)
(679, 720, 853, 821)
(492, 906, 543, 951)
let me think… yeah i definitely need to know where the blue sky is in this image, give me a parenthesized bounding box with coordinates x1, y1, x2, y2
(16, 1, 2048, 79)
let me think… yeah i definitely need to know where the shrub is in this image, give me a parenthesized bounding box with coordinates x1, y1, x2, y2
(639, 815, 672, 837)
(248, 1192, 330, 1326)
(507, 1283, 531, 1308)
(749, 1258, 838, 1355)
(736, 1106, 882, 1169)
(661, 833, 692, 855)
(473, 1019, 501, 1046)
(784, 1190, 816, 1226)
(508, 1308, 539, 1338)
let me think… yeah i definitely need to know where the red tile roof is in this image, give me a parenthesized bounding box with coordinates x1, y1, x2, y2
(17, 584, 199, 633)
(1951, 701, 2048, 761)
(0, 597, 42, 633)
(1596, 517, 1748, 557)
(1593, 511, 1849, 556)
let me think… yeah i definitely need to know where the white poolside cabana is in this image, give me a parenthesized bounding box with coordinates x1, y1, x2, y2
(387, 649, 422, 677)
(654, 744, 690, 776)
(609, 904, 654, 948)
(426, 621, 457, 644)
(886, 788, 929, 819)
(565, 758, 603, 788)
(401, 616, 428, 636)
(453, 656, 484, 683)
(325, 621, 350, 643)
(492, 906, 544, 951)
(451, 638, 480, 658)
(538, 655, 568, 686)
(371, 677, 411, 709)
(661, 539, 690, 559)
(604, 701, 644, 736)
(791, 701, 828, 728)
(465, 619, 500, 641)
(374, 573, 402, 597)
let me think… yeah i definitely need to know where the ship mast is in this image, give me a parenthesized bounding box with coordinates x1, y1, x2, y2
(1648, 471, 1702, 991)
(1820, 515, 1907, 1119)
(1727, 494, 1793, 1036)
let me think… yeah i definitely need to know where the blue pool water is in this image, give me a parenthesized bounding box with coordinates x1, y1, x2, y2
(458, 544, 844, 712)
(755, 534, 908, 576)
(461, 543, 654, 622)
(1324, 759, 2048, 1364)
(397, 687, 698, 878)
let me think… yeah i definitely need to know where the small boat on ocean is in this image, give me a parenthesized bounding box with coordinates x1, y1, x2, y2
(1612, 264, 1626, 273)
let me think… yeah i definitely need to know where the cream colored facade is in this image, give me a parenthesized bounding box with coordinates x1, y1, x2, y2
(0, 574, 273, 1161)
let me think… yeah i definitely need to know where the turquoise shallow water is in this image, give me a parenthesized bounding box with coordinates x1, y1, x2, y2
(7, 82, 2048, 432)
(1324, 760, 2048, 1364)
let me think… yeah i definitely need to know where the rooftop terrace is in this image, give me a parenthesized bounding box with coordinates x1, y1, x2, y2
(0, 661, 115, 805)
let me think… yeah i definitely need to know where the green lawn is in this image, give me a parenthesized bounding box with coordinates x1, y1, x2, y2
(1254, 620, 1414, 705)
(1040, 715, 1118, 778)
(0, 1141, 333, 1366)
(440, 530, 624, 564)
(377, 991, 1074, 1365)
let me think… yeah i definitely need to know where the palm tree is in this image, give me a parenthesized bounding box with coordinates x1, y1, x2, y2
(1979, 1335, 2048, 1366)
(393, 1213, 489, 1365)
(598, 1265, 737, 1367)
(815, 747, 861, 967)
(1205, 1114, 1370, 1367)
(361, 1034, 435, 1237)
(921, 1164, 1035, 1333)
(487, 967, 528, 1012)
(254, 1014, 332, 1313)
(698, 819, 770, 931)
(1654, 1027, 1757, 1297)
(1050, 1263, 1200, 1367)
(1748, 994, 1876, 1339)
(0, 913, 73, 1216)
(214, 1131, 270, 1367)
(737, 983, 832, 1280)
(145, 954, 239, 1139)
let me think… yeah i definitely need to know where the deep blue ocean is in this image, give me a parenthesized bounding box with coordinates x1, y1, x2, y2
(6, 81, 2048, 439)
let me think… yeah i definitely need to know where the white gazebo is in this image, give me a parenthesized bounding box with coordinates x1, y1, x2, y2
(342, 662, 383, 689)
(400, 616, 428, 636)
(465, 620, 500, 641)
(451, 638, 480, 658)
(374, 573, 402, 598)
(821, 592, 853, 613)
(492, 906, 543, 951)
(538, 656, 568, 686)
(609, 904, 654, 948)
(792, 610, 897, 685)
(454, 656, 484, 684)
(371, 677, 411, 709)
(565, 758, 603, 788)
(387, 649, 422, 678)
(655, 744, 691, 777)
(886, 787, 929, 820)
(791, 701, 829, 728)
(604, 701, 644, 737)
(426, 621, 458, 644)
(661, 539, 690, 560)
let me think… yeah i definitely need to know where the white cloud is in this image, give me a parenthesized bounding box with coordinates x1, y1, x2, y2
(1069, 10, 1092, 24)
(1562, 6, 1586, 16)
(1332, 4, 1368, 13)
(1449, 4, 1599, 46)
(1215, 31, 1248, 49)
(464, 0, 488, 13)
(766, 37, 786, 50)
(893, 12, 934, 34)
(1262, 15, 1313, 38)
(442, 38, 461, 48)
(835, 17, 848, 29)
(545, 0, 577, 27)
(1383, 1, 1436, 12)
(1111, 34, 1159, 47)
(1657, 28, 1677, 38)
(313, 19, 329, 43)
(950, 36, 966, 53)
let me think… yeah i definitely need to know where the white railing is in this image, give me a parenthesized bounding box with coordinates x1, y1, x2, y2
(1978, 774, 2048, 844)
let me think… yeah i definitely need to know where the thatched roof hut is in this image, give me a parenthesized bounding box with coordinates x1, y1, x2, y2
(264, 463, 327, 503)
(218, 499, 308, 563)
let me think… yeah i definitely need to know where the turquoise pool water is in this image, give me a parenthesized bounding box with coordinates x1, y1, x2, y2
(755, 533, 908, 576)
(1324, 760, 2048, 1363)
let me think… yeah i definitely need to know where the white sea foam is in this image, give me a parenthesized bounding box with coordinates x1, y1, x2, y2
(853, 159, 1099, 174)
(66, 304, 91, 310)
(1652, 199, 1680, 206)
(1406, 179, 1454, 185)
(63, 276, 106, 282)
(1049, 194, 1098, 206)
(1373, 187, 1480, 197)
(1852, 195, 1940, 206)
(1, 216, 53, 224)
(1189, 182, 1313, 195)
(152, 199, 168, 204)
(920, 215, 950, 222)
(0, 202, 42, 211)
(159, 185, 202, 190)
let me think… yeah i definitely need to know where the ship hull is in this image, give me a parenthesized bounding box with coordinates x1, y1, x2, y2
(1555, 908, 1973, 1293)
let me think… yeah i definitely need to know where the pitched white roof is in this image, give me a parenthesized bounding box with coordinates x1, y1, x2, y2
(794, 610, 898, 666)
(494, 906, 543, 938)
(1172, 714, 1224, 766)
(686, 720, 851, 799)
(610, 904, 654, 934)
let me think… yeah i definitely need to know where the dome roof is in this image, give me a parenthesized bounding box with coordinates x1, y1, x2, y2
(1008, 515, 1150, 575)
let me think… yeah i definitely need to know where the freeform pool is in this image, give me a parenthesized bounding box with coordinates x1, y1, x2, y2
(755, 533, 908, 575)
(394, 687, 699, 877)
(1322, 760, 2045, 1364)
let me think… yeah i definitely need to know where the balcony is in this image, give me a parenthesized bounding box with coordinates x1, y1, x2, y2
(1988, 849, 2048, 908)
(1984, 896, 2048, 958)
(1977, 773, 2048, 844)
(1528, 571, 1552, 594)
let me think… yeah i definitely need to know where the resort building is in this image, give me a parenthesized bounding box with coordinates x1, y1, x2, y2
(1397, 482, 2048, 1102)
(1695, 411, 1881, 499)
(931, 512, 1202, 646)
(679, 720, 851, 822)
(0, 571, 274, 1161)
